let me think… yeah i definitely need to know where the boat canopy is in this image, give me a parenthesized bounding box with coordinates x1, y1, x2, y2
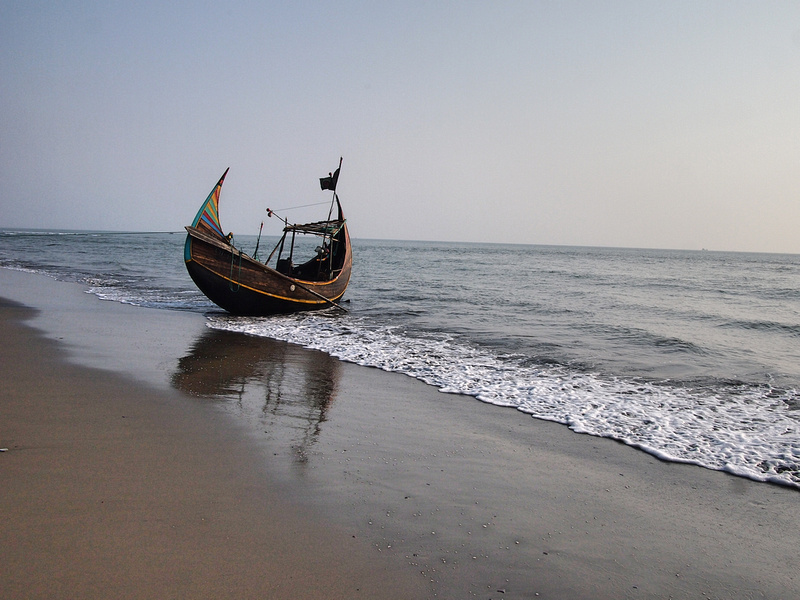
(284, 220, 345, 236)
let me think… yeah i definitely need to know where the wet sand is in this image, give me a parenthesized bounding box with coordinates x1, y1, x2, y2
(1, 269, 798, 599)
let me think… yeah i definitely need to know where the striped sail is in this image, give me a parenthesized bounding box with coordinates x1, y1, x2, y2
(191, 168, 229, 239)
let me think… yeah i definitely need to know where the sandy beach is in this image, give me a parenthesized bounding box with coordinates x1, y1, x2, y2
(1, 269, 798, 599)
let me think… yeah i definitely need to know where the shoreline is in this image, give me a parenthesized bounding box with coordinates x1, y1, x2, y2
(1, 268, 799, 599)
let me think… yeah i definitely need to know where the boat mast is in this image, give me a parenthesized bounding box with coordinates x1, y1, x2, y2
(323, 157, 343, 275)
(325, 157, 343, 223)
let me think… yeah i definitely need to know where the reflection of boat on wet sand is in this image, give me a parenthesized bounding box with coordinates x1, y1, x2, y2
(184, 158, 352, 315)
(172, 328, 339, 460)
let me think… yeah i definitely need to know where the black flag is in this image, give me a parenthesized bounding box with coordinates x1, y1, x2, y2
(320, 166, 340, 191)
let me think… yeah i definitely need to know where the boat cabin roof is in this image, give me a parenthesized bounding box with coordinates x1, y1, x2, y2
(284, 219, 344, 236)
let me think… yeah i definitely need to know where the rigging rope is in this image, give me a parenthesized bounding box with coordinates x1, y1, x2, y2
(229, 235, 242, 292)
(269, 200, 330, 212)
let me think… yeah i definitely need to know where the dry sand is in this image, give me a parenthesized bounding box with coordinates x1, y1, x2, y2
(1, 269, 798, 599)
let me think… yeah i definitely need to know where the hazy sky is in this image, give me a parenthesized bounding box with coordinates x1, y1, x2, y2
(2, 1, 800, 253)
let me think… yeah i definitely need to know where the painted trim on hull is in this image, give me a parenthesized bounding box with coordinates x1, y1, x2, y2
(185, 258, 344, 306)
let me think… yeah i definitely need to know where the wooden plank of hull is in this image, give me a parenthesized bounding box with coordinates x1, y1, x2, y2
(184, 226, 351, 316)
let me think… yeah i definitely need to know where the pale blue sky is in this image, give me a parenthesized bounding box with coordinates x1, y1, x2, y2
(2, 1, 800, 252)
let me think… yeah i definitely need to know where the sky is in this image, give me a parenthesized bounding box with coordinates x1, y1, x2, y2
(2, 1, 800, 253)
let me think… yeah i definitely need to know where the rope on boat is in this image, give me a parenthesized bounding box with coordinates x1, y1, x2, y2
(229, 236, 242, 292)
(268, 200, 330, 214)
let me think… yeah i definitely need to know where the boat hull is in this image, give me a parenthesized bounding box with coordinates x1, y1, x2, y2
(184, 226, 351, 316)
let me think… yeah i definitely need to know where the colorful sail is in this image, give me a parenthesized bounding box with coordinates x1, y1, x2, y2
(191, 168, 229, 239)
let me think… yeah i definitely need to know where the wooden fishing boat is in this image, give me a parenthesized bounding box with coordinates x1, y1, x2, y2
(184, 159, 352, 315)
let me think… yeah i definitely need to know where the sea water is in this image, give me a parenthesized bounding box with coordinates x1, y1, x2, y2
(2, 229, 798, 488)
